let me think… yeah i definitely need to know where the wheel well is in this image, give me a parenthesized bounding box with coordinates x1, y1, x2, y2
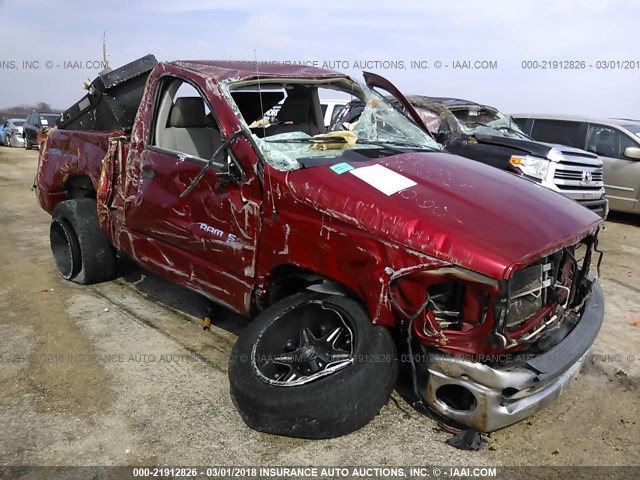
(64, 175, 96, 199)
(264, 265, 355, 308)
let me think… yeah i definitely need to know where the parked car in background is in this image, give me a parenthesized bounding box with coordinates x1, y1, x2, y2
(23, 113, 60, 149)
(332, 79, 608, 218)
(1, 118, 26, 147)
(512, 114, 640, 214)
(320, 99, 348, 128)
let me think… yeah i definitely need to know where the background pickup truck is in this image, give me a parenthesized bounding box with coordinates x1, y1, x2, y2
(35, 55, 605, 439)
(332, 78, 608, 218)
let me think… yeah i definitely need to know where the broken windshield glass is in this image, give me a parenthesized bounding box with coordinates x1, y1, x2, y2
(456, 111, 530, 140)
(225, 79, 441, 171)
(350, 90, 439, 149)
(252, 132, 309, 171)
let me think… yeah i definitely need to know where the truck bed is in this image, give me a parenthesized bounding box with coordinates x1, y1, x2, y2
(36, 129, 127, 214)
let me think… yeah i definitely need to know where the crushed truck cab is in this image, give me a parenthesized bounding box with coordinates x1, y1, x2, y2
(35, 56, 605, 438)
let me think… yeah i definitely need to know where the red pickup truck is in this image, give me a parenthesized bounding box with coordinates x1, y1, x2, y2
(35, 57, 605, 439)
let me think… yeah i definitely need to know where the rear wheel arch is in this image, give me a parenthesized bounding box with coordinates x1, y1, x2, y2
(64, 175, 97, 200)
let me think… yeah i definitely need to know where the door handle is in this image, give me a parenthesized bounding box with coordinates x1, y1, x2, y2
(141, 165, 155, 179)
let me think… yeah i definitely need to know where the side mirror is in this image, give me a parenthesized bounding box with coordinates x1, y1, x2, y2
(623, 146, 640, 160)
(214, 157, 242, 189)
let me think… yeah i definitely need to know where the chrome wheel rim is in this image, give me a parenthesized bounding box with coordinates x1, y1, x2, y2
(251, 300, 354, 386)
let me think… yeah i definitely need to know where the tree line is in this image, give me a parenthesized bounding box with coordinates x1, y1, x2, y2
(0, 103, 61, 122)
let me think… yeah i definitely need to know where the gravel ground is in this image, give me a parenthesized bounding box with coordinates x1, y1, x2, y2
(0, 147, 638, 473)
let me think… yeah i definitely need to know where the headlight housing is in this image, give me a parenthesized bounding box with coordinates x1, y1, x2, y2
(509, 155, 550, 180)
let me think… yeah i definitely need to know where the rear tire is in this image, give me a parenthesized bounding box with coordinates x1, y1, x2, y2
(229, 292, 398, 439)
(50, 199, 117, 284)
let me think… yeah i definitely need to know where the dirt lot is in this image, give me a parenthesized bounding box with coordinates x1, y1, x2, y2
(0, 146, 638, 469)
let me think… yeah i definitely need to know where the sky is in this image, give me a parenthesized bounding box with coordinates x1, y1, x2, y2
(0, 0, 639, 118)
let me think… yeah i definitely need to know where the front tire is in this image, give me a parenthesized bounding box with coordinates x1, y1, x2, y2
(229, 292, 398, 439)
(49, 199, 117, 284)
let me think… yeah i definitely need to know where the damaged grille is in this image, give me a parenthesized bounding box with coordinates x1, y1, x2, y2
(506, 261, 553, 327)
(493, 234, 600, 349)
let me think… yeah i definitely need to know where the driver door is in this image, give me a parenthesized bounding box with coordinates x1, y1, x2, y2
(124, 76, 261, 313)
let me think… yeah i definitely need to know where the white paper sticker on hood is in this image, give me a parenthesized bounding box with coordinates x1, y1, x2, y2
(350, 164, 417, 196)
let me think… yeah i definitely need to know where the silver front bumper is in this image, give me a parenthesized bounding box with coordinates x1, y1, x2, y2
(424, 350, 585, 432)
(420, 280, 604, 432)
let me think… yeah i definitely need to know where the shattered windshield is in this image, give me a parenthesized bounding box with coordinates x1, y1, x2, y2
(224, 79, 441, 171)
(452, 107, 531, 140)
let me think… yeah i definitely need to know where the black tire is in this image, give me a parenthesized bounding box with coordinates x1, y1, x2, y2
(24, 136, 31, 149)
(49, 199, 117, 284)
(229, 291, 398, 439)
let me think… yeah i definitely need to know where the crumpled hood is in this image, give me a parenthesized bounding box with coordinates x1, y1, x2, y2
(285, 152, 602, 279)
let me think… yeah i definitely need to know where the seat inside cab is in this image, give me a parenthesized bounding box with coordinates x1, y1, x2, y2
(154, 79, 223, 161)
(230, 85, 324, 138)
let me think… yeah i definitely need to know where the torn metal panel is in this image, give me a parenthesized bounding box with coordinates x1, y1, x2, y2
(419, 279, 604, 432)
(36, 128, 125, 214)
